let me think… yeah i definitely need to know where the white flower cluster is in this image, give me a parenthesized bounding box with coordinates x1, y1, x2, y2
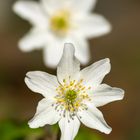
(13, 0, 124, 140)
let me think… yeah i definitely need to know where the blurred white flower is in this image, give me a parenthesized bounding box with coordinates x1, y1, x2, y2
(25, 43, 124, 140)
(13, 0, 111, 67)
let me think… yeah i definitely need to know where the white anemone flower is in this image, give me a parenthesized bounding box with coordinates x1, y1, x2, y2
(25, 43, 124, 140)
(13, 0, 111, 68)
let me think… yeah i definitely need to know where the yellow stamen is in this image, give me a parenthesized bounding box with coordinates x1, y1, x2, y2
(54, 78, 91, 114)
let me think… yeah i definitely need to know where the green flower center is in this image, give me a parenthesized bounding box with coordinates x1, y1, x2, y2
(50, 11, 70, 35)
(55, 79, 91, 113)
(51, 17, 68, 30)
(65, 90, 77, 104)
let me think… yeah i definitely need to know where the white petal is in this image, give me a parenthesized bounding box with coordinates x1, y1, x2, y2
(57, 43, 80, 84)
(91, 84, 125, 107)
(71, 0, 97, 12)
(67, 36, 90, 65)
(19, 29, 48, 52)
(80, 58, 111, 89)
(25, 71, 59, 98)
(75, 14, 111, 38)
(78, 104, 112, 134)
(41, 0, 96, 15)
(29, 98, 60, 128)
(13, 1, 47, 27)
(43, 40, 64, 68)
(59, 114, 80, 140)
(41, 0, 69, 15)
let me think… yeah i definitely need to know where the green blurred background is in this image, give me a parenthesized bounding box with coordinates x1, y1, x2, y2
(0, 0, 140, 139)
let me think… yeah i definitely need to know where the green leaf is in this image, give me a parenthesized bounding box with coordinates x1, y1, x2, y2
(75, 127, 103, 140)
(0, 120, 44, 140)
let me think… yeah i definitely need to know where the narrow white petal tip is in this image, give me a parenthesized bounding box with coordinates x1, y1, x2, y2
(106, 22, 112, 33)
(118, 89, 125, 100)
(25, 72, 32, 79)
(24, 72, 35, 87)
(104, 58, 110, 63)
(64, 43, 75, 51)
(105, 127, 112, 134)
(12, 1, 25, 13)
(101, 17, 112, 35)
(26, 71, 32, 77)
(18, 42, 30, 52)
(28, 119, 43, 129)
(28, 121, 37, 129)
(24, 77, 28, 84)
(12, 2, 19, 12)
(25, 71, 39, 77)
(102, 58, 111, 73)
(106, 58, 111, 70)
(99, 58, 110, 64)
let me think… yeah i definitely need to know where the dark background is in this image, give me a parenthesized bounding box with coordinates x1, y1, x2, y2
(0, 0, 140, 140)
